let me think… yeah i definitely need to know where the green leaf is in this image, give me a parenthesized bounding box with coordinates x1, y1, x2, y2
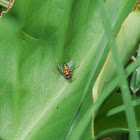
(94, 94, 140, 139)
(64, 54, 140, 140)
(131, 46, 140, 94)
(0, 0, 139, 140)
(0, 0, 111, 139)
(65, 0, 138, 139)
(92, 2, 140, 139)
(92, 10, 140, 102)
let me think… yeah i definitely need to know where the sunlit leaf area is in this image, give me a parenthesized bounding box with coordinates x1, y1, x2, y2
(0, 0, 140, 140)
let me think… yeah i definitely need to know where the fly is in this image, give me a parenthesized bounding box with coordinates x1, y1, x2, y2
(56, 59, 74, 79)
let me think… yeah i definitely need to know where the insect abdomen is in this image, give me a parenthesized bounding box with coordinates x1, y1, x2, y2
(65, 75, 71, 79)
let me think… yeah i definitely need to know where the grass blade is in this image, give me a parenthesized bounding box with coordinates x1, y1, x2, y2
(93, 128, 128, 140)
(97, 0, 139, 139)
(106, 55, 140, 117)
(106, 98, 140, 117)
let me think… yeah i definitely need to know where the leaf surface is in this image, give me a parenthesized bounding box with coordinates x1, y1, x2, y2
(0, 0, 138, 140)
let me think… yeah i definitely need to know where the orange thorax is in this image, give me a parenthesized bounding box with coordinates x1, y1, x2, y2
(64, 65, 69, 76)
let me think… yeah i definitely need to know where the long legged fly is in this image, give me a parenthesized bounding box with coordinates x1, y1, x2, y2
(56, 59, 74, 79)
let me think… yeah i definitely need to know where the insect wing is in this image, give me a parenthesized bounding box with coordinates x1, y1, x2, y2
(67, 59, 73, 71)
(57, 64, 65, 74)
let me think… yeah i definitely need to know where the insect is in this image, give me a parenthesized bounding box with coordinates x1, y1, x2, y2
(56, 59, 74, 79)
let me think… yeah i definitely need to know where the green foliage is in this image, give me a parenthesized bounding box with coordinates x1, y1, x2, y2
(0, 0, 139, 140)
(93, 2, 140, 139)
(131, 46, 140, 94)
